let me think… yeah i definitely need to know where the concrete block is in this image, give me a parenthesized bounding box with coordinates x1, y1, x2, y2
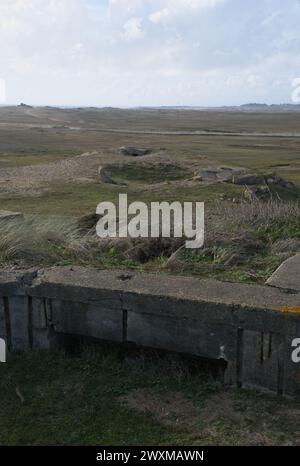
(123, 292, 234, 322)
(32, 329, 51, 350)
(32, 298, 47, 329)
(28, 267, 124, 303)
(9, 296, 30, 351)
(127, 310, 237, 362)
(51, 299, 124, 343)
(281, 335, 300, 397)
(267, 254, 300, 292)
(0, 270, 24, 297)
(233, 306, 299, 335)
(0, 298, 6, 340)
(240, 330, 286, 395)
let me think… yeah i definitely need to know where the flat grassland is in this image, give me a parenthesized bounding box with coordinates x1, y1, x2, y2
(0, 106, 299, 283)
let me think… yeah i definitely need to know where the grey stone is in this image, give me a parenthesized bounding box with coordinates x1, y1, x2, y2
(120, 146, 150, 156)
(233, 174, 266, 185)
(266, 254, 300, 292)
(194, 166, 245, 182)
(232, 172, 295, 190)
(0, 210, 24, 220)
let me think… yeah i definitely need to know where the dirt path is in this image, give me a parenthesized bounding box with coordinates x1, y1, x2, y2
(1, 122, 300, 138)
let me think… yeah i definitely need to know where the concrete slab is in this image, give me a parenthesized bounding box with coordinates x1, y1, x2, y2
(30, 266, 300, 312)
(0, 270, 25, 296)
(267, 254, 300, 292)
(51, 299, 124, 342)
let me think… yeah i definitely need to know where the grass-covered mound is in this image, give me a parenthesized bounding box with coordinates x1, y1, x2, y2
(0, 200, 299, 284)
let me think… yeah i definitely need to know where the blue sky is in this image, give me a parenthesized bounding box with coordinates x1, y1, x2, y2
(1, 0, 300, 106)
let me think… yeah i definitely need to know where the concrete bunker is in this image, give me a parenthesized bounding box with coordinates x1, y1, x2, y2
(0, 266, 300, 397)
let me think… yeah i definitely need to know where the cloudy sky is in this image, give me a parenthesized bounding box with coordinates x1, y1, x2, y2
(1, 0, 300, 106)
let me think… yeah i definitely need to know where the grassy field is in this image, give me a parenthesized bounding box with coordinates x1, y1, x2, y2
(0, 346, 300, 446)
(0, 107, 299, 283)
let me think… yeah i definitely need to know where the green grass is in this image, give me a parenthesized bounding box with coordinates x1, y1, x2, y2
(107, 164, 190, 184)
(0, 349, 214, 446)
(0, 348, 299, 446)
(0, 182, 244, 217)
(0, 200, 298, 284)
(0, 149, 81, 168)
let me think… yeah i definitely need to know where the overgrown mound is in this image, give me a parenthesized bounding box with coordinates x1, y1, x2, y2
(0, 200, 299, 284)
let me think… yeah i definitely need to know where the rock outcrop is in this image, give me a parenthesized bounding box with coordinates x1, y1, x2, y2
(0, 210, 24, 221)
(98, 166, 117, 185)
(232, 172, 295, 189)
(120, 147, 151, 157)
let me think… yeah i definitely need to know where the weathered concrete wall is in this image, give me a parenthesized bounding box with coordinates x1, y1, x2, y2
(0, 267, 300, 397)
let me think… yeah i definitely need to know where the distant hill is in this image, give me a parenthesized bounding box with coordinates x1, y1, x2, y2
(19, 103, 33, 109)
(237, 103, 300, 112)
(139, 103, 300, 112)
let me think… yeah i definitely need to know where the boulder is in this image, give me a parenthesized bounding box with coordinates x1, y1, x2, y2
(193, 166, 245, 182)
(233, 174, 266, 186)
(233, 172, 295, 189)
(120, 147, 151, 157)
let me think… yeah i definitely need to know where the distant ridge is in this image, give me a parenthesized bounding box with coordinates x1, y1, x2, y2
(1, 103, 300, 112)
(141, 103, 300, 112)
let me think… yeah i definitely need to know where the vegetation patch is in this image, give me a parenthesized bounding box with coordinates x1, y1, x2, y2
(107, 163, 191, 184)
(0, 200, 299, 284)
(0, 348, 300, 445)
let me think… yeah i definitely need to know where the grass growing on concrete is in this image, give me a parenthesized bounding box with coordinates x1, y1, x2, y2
(0, 347, 299, 446)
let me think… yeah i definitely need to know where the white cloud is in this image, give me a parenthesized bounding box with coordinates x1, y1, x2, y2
(0, 0, 299, 106)
(149, 0, 226, 24)
(149, 8, 169, 24)
(122, 17, 144, 40)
